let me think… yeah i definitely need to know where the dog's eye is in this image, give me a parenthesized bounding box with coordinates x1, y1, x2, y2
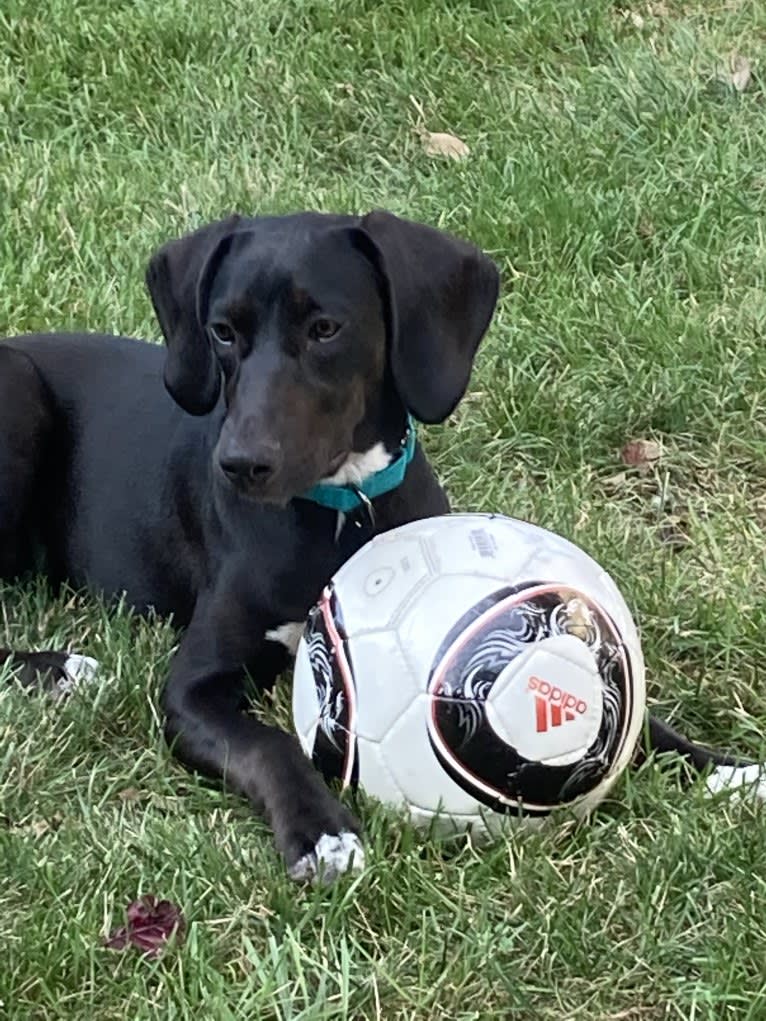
(309, 318, 340, 343)
(210, 323, 235, 346)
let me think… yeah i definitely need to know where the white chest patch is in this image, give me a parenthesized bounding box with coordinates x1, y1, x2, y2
(322, 443, 392, 487)
(265, 622, 304, 655)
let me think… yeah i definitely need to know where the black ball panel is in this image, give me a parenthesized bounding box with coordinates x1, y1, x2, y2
(427, 583, 634, 814)
(303, 585, 359, 788)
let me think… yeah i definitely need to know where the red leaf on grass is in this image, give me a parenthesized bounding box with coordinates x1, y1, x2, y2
(620, 438, 662, 470)
(105, 895, 185, 957)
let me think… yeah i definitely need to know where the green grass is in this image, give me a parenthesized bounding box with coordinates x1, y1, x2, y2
(2, 0, 766, 1016)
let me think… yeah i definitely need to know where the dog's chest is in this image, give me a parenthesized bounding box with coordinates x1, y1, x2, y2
(251, 507, 376, 646)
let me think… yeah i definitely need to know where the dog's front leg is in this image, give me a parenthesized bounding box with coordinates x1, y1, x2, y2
(160, 598, 363, 884)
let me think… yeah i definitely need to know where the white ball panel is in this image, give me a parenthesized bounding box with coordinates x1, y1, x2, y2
(379, 693, 480, 815)
(332, 532, 433, 634)
(415, 513, 531, 581)
(449, 514, 605, 585)
(485, 635, 603, 766)
(596, 569, 637, 637)
(292, 636, 320, 755)
(347, 630, 420, 742)
(356, 737, 408, 806)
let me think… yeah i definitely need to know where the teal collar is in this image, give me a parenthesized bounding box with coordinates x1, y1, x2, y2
(301, 415, 416, 514)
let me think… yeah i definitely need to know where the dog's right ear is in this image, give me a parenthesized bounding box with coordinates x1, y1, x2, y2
(145, 215, 241, 416)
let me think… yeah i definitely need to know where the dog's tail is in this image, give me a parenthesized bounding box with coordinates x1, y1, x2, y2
(642, 714, 766, 798)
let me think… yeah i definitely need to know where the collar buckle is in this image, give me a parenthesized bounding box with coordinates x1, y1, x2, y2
(349, 485, 375, 530)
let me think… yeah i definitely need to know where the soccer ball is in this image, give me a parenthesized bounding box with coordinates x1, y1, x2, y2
(292, 514, 646, 835)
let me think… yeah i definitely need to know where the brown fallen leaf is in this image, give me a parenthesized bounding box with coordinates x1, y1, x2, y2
(15, 812, 64, 838)
(420, 130, 470, 161)
(620, 438, 662, 470)
(104, 895, 185, 958)
(117, 787, 142, 803)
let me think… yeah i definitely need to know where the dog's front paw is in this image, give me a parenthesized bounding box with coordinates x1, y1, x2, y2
(287, 831, 365, 885)
(55, 654, 100, 699)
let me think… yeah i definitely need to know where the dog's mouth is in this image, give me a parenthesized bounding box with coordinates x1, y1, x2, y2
(216, 448, 352, 505)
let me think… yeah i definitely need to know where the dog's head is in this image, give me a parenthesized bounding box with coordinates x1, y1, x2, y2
(146, 210, 499, 504)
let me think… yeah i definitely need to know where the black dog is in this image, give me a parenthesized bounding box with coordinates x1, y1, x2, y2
(0, 211, 758, 881)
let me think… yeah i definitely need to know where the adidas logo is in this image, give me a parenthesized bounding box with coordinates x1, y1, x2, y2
(527, 676, 588, 733)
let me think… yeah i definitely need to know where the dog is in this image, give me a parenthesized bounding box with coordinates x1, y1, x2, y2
(0, 210, 760, 882)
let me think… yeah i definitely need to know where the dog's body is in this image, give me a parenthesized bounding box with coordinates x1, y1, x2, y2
(3, 333, 443, 616)
(1, 211, 759, 882)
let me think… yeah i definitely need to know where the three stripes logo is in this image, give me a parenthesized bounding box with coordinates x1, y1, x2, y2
(527, 676, 588, 733)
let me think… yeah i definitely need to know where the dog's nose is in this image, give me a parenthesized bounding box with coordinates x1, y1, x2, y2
(219, 446, 280, 487)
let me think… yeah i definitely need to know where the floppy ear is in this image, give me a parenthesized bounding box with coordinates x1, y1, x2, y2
(357, 210, 500, 424)
(145, 215, 242, 415)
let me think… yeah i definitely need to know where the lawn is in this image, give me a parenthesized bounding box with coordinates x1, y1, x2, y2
(2, 0, 766, 1017)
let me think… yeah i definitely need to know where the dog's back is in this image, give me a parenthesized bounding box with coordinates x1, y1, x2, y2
(2, 334, 209, 614)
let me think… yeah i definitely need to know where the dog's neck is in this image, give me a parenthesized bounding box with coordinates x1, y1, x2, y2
(319, 404, 411, 488)
(300, 411, 416, 516)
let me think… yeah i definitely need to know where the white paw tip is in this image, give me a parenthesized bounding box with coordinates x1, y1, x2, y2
(289, 832, 365, 884)
(706, 764, 766, 802)
(55, 655, 100, 697)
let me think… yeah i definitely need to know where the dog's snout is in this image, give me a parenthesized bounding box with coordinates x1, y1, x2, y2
(219, 455, 272, 483)
(218, 441, 282, 489)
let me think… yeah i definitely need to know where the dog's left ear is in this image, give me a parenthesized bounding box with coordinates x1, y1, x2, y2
(145, 215, 242, 416)
(357, 210, 500, 424)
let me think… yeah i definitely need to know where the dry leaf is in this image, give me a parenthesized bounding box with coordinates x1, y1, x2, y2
(716, 54, 753, 93)
(602, 471, 629, 490)
(730, 54, 752, 93)
(117, 787, 142, 803)
(618, 8, 644, 28)
(15, 812, 64, 838)
(620, 438, 662, 470)
(29, 819, 52, 838)
(421, 131, 470, 161)
(105, 895, 185, 958)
